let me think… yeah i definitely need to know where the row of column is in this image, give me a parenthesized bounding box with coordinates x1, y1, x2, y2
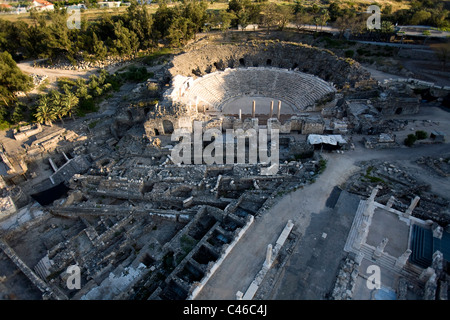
(239, 100, 282, 120)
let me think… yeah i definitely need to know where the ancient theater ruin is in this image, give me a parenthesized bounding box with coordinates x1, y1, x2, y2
(1, 38, 449, 301)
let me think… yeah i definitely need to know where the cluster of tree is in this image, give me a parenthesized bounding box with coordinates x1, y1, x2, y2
(404, 130, 429, 147)
(152, 0, 208, 46)
(35, 69, 118, 126)
(34, 89, 79, 127)
(0, 0, 209, 63)
(0, 51, 33, 127)
(387, 0, 450, 30)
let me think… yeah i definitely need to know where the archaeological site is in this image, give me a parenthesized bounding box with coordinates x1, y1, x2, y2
(1, 35, 450, 302)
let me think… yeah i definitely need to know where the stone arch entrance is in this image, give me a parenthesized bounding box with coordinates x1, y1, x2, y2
(163, 120, 174, 134)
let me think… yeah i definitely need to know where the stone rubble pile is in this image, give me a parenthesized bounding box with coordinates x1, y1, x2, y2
(36, 55, 135, 71)
(330, 254, 360, 300)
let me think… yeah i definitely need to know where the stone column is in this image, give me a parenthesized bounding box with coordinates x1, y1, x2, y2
(419, 267, 435, 282)
(277, 101, 281, 120)
(385, 196, 395, 210)
(424, 273, 437, 300)
(395, 249, 412, 269)
(404, 196, 420, 217)
(236, 291, 243, 300)
(264, 244, 273, 268)
(373, 238, 389, 259)
(269, 101, 274, 118)
(432, 223, 443, 240)
(353, 221, 368, 250)
(48, 158, 58, 172)
(239, 109, 242, 120)
(432, 250, 444, 278)
(252, 100, 256, 118)
(364, 186, 381, 217)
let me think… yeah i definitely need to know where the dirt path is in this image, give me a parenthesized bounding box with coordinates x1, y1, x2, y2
(17, 60, 97, 80)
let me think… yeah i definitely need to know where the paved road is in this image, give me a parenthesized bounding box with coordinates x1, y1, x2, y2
(269, 190, 360, 299)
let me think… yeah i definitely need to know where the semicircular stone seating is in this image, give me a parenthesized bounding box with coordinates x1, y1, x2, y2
(180, 67, 336, 112)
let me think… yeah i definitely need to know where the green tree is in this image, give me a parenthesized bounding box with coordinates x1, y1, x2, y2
(167, 16, 194, 47)
(219, 11, 235, 34)
(35, 95, 57, 127)
(404, 134, 417, 147)
(92, 32, 108, 60)
(45, 10, 76, 61)
(181, 0, 208, 35)
(227, 0, 260, 28)
(381, 21, 394, 34)
(125, 0, 154, 49)
(293, 0, 304, 15)
(318, 8, 330, 31)
(409, 10, 432, 25)
(153, 2, 178, 40)
(328, 2, 341, 22)
(274, 5, 294, 31)
(0, 51, 33, 107)
(415, 130, 428, 140)
(49, 90, 67, 125)
(259, 2, 277, 32)
(112, 20, 139, 56)
(294, 10, 312, 32)
(62, 91, 79, 121)
(10, 103, 24, 124)
(75, 78, 91, 100)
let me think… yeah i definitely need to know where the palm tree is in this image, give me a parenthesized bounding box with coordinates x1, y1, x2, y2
(35, 96, 57, 127)
(62, 91, 79, 121)
(49, 90, 67, 125)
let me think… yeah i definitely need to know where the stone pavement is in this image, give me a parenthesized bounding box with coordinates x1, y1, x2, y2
(267, 190, 360, 299)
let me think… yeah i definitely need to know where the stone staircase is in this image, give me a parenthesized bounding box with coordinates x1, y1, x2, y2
(360, 244, 424, 287)
(183, 67, 336, 113)
(34, 254, 54, 280)
(344, 200, 425, 289)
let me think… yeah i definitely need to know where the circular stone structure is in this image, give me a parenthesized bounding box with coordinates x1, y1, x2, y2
(167, 41, 371, 88)
(179, 67, 336, 114)
(145, 41, 373, 137)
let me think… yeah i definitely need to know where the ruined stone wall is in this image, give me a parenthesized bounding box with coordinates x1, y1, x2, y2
(168, 41, 371, 88)
(301, 118, 325, 135)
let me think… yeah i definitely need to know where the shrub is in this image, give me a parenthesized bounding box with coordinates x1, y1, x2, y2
(404, 133, 417, 147)
(415, 130, 428, 140)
